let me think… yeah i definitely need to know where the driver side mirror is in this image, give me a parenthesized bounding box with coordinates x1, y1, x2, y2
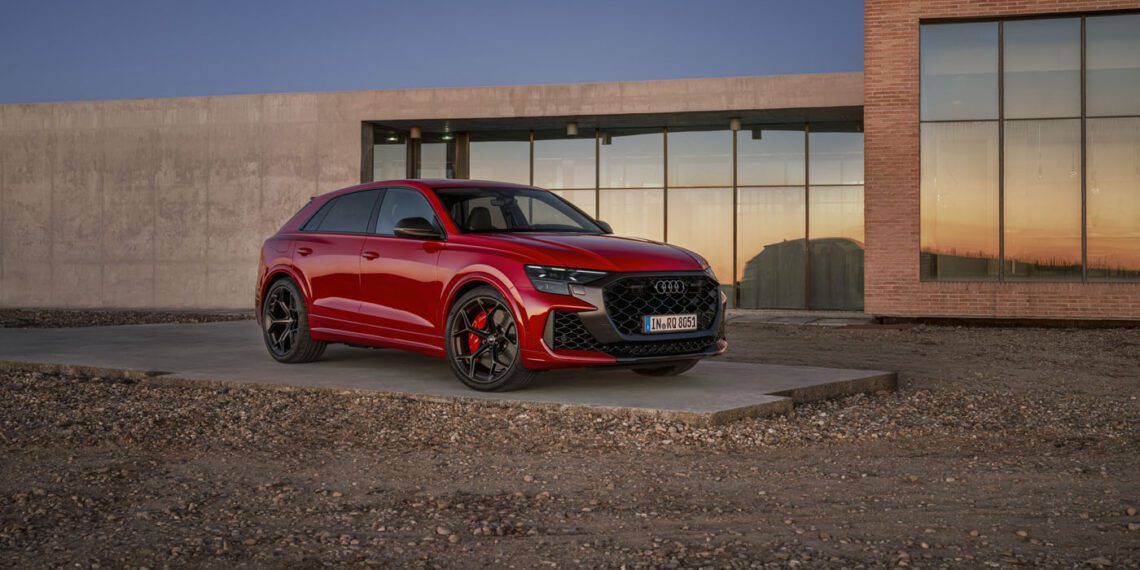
(595, 220, 614, 234)
(393, 217, 444, 240)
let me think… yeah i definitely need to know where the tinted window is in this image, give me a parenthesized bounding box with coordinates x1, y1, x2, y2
(314, 190, 380, 233)
(375, 188, 440, 236)
(301, 201, 334, 231)
(1087, 14, 1140, 116)
(921, 22, 999, 121)
(1003, 18, 1081, 119)
(434, 187, 602, 233)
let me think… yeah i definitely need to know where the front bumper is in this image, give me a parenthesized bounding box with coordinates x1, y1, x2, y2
(521, 271, 728, 369)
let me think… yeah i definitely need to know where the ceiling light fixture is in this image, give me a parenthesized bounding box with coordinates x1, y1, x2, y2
(566, 121, 578, 136)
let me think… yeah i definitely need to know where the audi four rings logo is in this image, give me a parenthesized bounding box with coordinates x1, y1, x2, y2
(654, 280, 687, 295)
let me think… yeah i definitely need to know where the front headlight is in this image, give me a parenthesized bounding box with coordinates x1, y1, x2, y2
(524, 265, 608, 296)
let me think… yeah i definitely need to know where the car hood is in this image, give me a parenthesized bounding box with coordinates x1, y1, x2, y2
(474, 233, 705, 273)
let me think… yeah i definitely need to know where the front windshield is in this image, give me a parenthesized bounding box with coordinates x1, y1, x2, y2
(432, 187, 604, 234)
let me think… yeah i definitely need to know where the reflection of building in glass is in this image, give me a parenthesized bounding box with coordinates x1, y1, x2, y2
(373, 122, 865, 311)
(739, 238, 864, 311)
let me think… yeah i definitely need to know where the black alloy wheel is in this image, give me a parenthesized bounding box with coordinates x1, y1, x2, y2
(446, 287, 536, 391)
(262, 278, 326, 363)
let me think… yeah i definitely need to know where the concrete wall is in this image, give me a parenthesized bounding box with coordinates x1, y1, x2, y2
(864, 0, 1140, 320)
(0, 73, 862, 309)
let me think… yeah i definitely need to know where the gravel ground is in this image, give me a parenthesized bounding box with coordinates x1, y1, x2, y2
(1, 317, 1138, 568)
(0, 308, 254, 328)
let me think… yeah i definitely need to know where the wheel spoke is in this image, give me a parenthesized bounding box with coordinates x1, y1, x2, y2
(264, 285, 302, 357)
(452, 326, 489, 339)
(450, 296, 522, 385)
(488, 345, 501, 377)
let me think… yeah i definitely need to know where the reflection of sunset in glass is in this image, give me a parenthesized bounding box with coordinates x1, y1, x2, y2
(599, 189, 664, 242)
(1088, 118, 1140, 277)
(667, 188, 733, 281)
(736, 187, 806, 282)
(1003, 119, 1082, 279)
(920, 122, 1000, 279)
(921, 15, 1140, 282)
(811, 186, 864, 244)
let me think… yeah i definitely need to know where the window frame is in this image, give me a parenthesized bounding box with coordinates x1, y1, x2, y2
(371, 186, 448, 239)
(299, 188, 385, 236)
(919, 10, 1140, 283)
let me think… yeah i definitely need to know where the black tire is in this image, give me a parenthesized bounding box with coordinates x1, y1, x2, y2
(261, 278, 326, 364)
(632, 360, 699, 377)
(445, 286, 537, 392)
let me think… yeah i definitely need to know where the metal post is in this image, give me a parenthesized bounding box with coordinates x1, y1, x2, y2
(804, 123, 812, 309)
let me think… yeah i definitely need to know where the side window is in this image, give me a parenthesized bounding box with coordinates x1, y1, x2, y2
(374, 188, 440, 236)
(314, 190, 380, 234)
(300, 200, 334, 231)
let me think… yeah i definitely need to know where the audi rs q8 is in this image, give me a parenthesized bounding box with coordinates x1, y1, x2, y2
(256, 179, 727, 391)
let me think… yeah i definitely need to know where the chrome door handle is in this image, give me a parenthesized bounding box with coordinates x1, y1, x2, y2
(297, 247, 313, 256)
(362, 251, 380, 260)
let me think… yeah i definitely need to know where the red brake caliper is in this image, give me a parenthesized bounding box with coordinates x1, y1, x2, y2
(467, 310, 490, 353)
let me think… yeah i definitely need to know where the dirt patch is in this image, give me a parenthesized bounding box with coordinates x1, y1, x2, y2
(0, 320, 1137, 568)
(0, 308, 254, 328)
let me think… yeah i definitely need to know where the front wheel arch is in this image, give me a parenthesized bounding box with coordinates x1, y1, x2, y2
(441, 272, 529, 349)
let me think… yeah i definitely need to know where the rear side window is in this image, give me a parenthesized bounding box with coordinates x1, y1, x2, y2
(374, 188, 440, 236)
(304, 190, 380, 233)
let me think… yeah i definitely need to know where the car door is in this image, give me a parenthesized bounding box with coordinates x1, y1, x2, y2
(358, 187, 445, 345)
(292, 189, 382, 328)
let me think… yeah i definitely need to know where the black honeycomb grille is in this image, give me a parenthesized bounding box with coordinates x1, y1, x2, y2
(552, 311, 718, 358)
(552, 312, 604, 352)
(603, 275, 720, 336)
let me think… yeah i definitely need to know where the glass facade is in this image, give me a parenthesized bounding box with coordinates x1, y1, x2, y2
(370, 122, 865, 309)
(534, 129, 597, 215)
(737, 186, 806, 309)
(921, 14, 1140, 282)
(920, 121, 1001, 280)
(470, 131, 530, 184)
(419, 133, 455, 179)
(1086, 14, 1140, 117)
(372, 130, 407, 182)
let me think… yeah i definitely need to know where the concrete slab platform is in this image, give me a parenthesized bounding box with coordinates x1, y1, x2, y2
(0, 321, 896, 425)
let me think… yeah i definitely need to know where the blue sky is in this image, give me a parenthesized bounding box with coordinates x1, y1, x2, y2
(0, 0, 864, 103)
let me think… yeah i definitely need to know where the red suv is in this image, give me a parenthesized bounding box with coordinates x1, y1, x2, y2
(256, 179, 727, 391)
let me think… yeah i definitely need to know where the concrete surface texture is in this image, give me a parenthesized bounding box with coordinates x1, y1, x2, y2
(0, 320, 895, 425)
(0, 73, 863, 310)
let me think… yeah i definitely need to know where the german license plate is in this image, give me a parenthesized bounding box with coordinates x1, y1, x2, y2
(643, 314, 698, 333)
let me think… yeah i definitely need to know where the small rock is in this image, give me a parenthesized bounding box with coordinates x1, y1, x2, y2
(1085, 557, 1112, 567)
(436, 526, 451, 536)
(243, 538, 257, 546)
(523, 475, 534, 483)
(1015, 530, 1028, 538)
(1127, 507, 1137, 516)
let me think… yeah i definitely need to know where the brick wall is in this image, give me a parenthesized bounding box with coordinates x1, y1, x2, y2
(864, 0, 1140, 320)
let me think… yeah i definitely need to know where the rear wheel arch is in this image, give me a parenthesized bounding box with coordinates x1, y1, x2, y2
(262, 268, 311, 305)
